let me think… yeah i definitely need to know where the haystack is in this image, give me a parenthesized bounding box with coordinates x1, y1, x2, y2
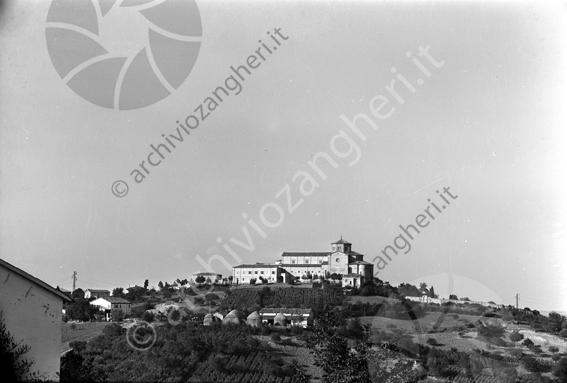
(274, 312, 287, 326)
(247, 311, 262, 327)
(222, 309, 244, 324)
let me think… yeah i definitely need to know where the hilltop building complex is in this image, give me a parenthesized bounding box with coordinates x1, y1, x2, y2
(232, 238, 373, 286)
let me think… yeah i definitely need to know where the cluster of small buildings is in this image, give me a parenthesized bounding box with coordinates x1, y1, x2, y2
(405, 295, 504, 309)
(204, 307, 314, 328)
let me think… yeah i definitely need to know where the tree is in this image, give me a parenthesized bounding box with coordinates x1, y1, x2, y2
(158, 281, 164, 289)
(144, 279, 149, 290)
(523, 338, 535, 348)
(306, 308, 371, 382)
(228, 276, 234, 284)
(205, 277, 212, 284)
(548, 312, 566, 333)
(429, 286, 436, 298)
(419, 282, 428, 295)
(195, 276, 205, 285)
(71, 288, 84, 300)
(449, 294, 458, 300)
(67, 298, 99, 321)
(205, 293, 220, 304)
(250, 278, 257, 285)
(112, 287, 126, 298)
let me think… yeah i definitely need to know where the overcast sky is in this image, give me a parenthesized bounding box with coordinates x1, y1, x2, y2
(1, 0, 566, 312)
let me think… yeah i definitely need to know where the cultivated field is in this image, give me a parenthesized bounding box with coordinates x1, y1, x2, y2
(61, 321, 110, 353)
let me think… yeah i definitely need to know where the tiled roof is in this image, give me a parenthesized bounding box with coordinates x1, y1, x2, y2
(281, 252, 329, 257)
(0, 258, 72, 302)
(86, 289, 111, 293)
(348, 251, 364, 256)
(278, 264, 324, 268)
(233, 264, 280, 269)
(344, 273, 362, 278)
(105, 297, 131, 304)
(349, 260, 372, 265)
(331, 238, 351, 244)
(259, 308, 313, 315)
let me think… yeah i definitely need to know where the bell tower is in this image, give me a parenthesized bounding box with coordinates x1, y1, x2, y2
(331, 236, 351, 253)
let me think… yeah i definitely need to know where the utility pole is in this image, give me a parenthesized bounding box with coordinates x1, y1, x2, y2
(515, 293, 519, 310)
(72, 271, 77, 292)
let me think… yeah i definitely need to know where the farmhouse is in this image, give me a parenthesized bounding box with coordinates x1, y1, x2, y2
(84, 289, 111, 299)
(232, 238, 374, 285)
(90, 297, 132, 320)
(0, 258, 72, 381)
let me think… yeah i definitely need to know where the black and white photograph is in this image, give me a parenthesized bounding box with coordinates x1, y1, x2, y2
(1, 0, 567, 382)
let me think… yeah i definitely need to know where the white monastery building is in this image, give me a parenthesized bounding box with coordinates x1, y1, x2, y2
(232, 238, 373, 285)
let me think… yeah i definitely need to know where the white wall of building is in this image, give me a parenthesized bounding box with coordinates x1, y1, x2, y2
(0, 264, 66, 381)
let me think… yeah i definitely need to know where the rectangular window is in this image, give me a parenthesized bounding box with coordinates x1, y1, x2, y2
(249, 271, 252, 274)
(292, 260, 296, 264)
(255, 271, 258, 274)
(261, 271, 264, 274)
(272, 271, 275, 274)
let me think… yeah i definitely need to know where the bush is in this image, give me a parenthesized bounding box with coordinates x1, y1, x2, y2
(477, 321, 505, 338)
(509, 348, 523, 359)
(270, 332, 281, 342)
(549, 346, 559, 353)
(509, 330, 524, 342)
(523, 338, 535, 348)
(553, 356, 567, 380)
(522, 356, 550, 373)
(142, 311, 155, 323)
(426, 337, 437, 345)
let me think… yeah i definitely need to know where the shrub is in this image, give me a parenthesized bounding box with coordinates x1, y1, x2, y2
(70, 323, 77, 330)
(552, 354, 561, 362)
(549, 346, 559, 353)
(523, 338, 535, 348)
(523, 373, 547, 383)
(270, 332, 281, 342)
(509, 330, 524, 342)
(509, 348, 523, 359)
(553, 356, 567, 380)
(477, 321, 505, 338)
(142, 311, 155, 323)
(560, 329, 567, 338)
(426, 338, 437, 345)
(522, 356, 550, 373)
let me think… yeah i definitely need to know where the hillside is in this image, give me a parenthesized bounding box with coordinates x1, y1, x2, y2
(219, 286, 343, 311)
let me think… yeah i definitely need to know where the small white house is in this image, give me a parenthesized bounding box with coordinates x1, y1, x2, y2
(90, 297, 132, 320)
(342, 272, 364, 288)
